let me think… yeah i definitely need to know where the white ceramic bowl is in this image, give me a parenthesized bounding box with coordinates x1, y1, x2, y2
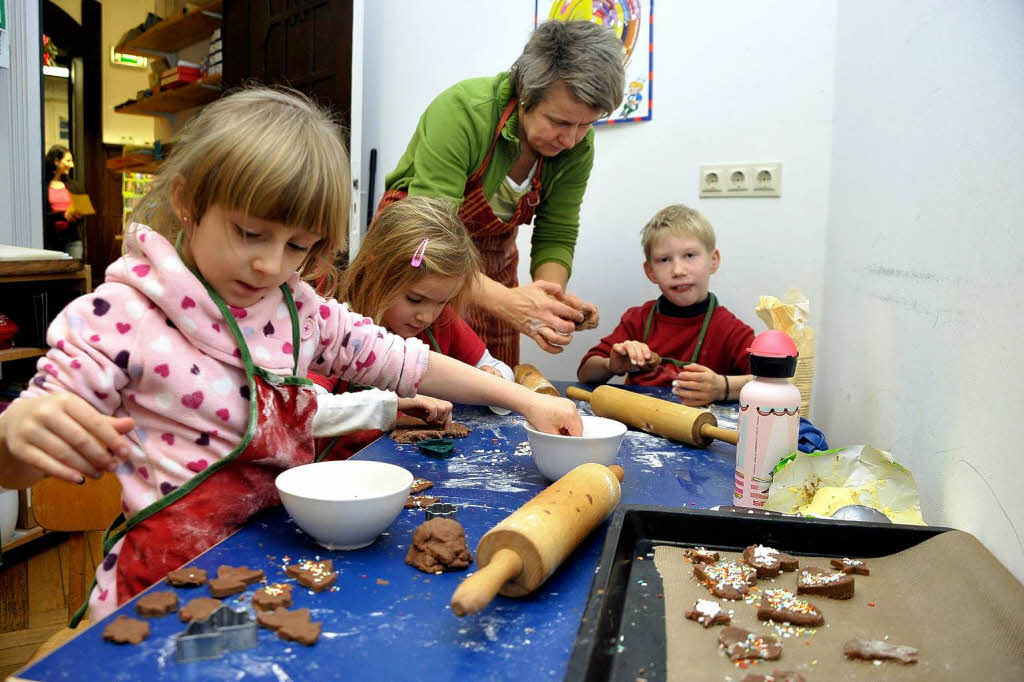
(523, 415, 627, 481)
(275, 460, 412, 550)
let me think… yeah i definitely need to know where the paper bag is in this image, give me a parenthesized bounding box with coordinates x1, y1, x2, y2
(756, 287, 814, 417)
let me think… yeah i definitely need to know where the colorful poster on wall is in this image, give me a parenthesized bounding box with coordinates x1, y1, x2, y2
(536, 0, 653, 125)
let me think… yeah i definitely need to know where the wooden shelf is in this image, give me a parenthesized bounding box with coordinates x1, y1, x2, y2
(116, 1, 222, 58)
(0, 347, 46, 363)
(115, 74, 223, 117)
(1, 526, 46, 554)
(107, 158, 163, 175)
(0, 259, 82, 277)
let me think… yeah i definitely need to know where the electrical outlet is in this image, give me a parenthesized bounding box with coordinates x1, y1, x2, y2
(727, 167, 749, 192)
(751, 163, 782, 196)
(699, 167, 724, 194)
(699, 162, 782, 197)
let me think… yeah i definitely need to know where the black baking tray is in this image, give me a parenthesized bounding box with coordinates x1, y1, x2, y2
(565, 505, 952, 682)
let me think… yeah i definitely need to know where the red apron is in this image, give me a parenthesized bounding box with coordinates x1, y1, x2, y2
(73, 283, 318, 623)
(378, 98, 544, 367)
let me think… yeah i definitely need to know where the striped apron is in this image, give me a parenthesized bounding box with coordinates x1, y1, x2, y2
(378, 98, 544, 366)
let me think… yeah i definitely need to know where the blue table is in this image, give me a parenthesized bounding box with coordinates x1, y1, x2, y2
(17, 384, 738, 681)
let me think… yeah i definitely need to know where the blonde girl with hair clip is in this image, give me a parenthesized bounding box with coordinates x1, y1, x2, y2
(0, 87, 582, 626)
(334, 197, 515, 414)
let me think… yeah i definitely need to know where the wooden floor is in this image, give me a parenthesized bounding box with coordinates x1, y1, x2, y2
(0, 531, 104, 678)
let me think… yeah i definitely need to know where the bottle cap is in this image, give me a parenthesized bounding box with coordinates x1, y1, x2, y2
(747, 330, 798, 378)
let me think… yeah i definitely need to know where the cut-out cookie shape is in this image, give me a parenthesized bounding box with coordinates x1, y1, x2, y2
(718, 626, 783, 662)
(103, 615, 150, 644)
(830, 557, 870, 575)
(756, 588, 824, 627)
(796, 566, 855, 599)
(410, 478, 433, 494)
(684, 599, 731, 628)
(405, 494, 441, 509)
(286, 559, 337, 592)
(742, 545, 799, 578)
(693, 561, 757, 599)
(257, 607, 322, 645)
(252, 583, 293, 611)
(180, 597, 223, 623)
(741, 671, 805, 682)
(209, 565, 265, 597)
(843, 638, 918, 664)
(166, 566, 208, 587)
(136, 590, 179, 617)
(683, 547, 720, 565)
(174, 605, 258, 662)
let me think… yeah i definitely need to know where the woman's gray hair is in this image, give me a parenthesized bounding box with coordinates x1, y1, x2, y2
(509, 21, 625, 115)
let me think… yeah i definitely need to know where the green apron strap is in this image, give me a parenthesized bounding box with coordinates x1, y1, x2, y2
(424, 328, 442, 354)
(641, 294, 717, 368)
(281, 285, 302, 374)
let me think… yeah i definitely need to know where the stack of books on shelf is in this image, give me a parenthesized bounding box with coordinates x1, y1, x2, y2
(206, 28, 222, 77)
(159, 60, 204, 91)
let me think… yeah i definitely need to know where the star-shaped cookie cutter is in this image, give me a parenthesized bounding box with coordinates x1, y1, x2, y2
(174, 605, 258, 662)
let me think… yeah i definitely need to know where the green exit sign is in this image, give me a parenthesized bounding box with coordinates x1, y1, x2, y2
(110, 47, 148, 68)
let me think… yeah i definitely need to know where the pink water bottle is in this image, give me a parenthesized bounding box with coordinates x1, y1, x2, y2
(734, 330, 800, 508)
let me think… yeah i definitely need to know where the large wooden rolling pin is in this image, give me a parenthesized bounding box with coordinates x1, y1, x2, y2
(566, 385, 738, 448)
(513, 363, 559, 396)
(450, 463, 624, 616)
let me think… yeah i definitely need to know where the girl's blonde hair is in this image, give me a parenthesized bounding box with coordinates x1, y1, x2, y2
(338, 197, 480, 323)
(133, 86, 350, 290)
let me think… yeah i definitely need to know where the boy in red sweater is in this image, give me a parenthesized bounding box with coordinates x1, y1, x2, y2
(577, 204, 754, 406)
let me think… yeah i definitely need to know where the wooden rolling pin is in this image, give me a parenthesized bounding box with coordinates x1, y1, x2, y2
(513, 363, 559, 396)
(450, 463, 624, 616)
(566, 385, 738, 448)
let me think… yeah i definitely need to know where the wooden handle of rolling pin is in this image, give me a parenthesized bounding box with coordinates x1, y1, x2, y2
(513, 363, 560, 396)
(566, 385, 738, 447)
(450, 463, 624, 616)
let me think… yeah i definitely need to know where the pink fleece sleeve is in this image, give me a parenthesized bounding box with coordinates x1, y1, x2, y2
(20, 284, 145, 415)
(312, 297, 429, 397)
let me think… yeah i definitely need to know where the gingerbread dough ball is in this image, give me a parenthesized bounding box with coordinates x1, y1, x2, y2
(405, 518, 473, 573)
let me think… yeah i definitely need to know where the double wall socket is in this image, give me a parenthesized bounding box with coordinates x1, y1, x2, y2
(699, 162, 782, 198)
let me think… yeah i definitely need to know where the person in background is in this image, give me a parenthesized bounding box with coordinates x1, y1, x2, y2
(44, 145, 83, 254)
(378, 21, 626, 366)
(577, 204, 754, 407)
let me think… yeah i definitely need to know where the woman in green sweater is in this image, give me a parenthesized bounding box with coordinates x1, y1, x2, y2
(379, 21, 625, 366)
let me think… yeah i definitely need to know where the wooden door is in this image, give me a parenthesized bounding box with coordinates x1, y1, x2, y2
(222, 0, 353, 135)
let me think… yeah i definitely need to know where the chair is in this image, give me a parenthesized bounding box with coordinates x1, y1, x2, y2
(25, 472, 121, 663)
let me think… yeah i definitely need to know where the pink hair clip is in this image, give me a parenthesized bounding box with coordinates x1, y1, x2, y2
(411, 238, 429, 267)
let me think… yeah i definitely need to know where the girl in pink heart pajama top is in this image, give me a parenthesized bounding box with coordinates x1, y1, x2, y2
(21, 224, 429, 621)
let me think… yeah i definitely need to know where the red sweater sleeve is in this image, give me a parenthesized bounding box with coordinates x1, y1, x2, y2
(578, 302, 652, 371)
(421, 306, 486, 365)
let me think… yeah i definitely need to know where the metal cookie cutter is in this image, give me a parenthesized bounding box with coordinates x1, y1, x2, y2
(423, 502, 458, 521)
(174, 605, 258, 663)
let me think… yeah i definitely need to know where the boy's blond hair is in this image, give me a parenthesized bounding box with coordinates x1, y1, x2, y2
(133, 86, 350, 291)
(640, 204, 716, 260)
(337, 197, 480, 324)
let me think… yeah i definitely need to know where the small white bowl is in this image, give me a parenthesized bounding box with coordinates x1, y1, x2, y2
(275, 460, 412, 550)
(523, 415, 627, 481)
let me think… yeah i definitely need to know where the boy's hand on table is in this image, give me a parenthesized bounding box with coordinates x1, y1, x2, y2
(608, 341, 654, 374)
(521, 395, 583, 436)
(671, 364, 724, 407)
(0, 393, 134, 484)
(397, 396, 453, 428)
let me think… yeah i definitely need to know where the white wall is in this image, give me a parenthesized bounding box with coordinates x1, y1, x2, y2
(359, 1, 1024, 580)
(360, 1, 837, 391)
(0, 0, 43, 248)
(819, 1, 1024, 579)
